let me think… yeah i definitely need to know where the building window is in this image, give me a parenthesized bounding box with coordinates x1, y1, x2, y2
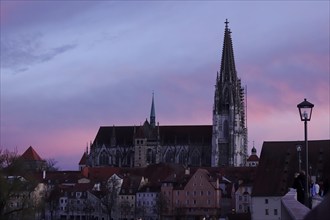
(274, 209, 278, 215)
(244, 195, 248, 202)
(265, 198, 268, 204)
(99, 151, 109, 165)
(265, 209, 269, 215)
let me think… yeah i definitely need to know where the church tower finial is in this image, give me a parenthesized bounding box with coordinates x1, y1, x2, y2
(150, 92, 156, 127)
(225, 18, 229, 29)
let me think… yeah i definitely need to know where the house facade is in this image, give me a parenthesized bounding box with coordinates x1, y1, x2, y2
(161, 168, 222, 219)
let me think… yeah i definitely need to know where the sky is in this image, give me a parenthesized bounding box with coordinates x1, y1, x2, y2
(1, 1, 329, 170)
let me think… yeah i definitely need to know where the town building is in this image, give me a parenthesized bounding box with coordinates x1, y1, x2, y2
(20, 146, 47, 171)
(161, 168, 222, 219)
(251, 140, 330, 220)
(85, 19, 247, 169)
(235, 182, 253, 213)
(136, 184, 161, 220)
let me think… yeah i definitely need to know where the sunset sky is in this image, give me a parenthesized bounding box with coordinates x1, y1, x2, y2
(1, 1, 329, 170)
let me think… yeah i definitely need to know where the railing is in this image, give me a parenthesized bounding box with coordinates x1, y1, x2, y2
(281, 188, 310, 220)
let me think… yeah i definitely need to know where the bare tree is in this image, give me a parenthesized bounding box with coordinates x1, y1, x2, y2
(155, 192, 169, 220)
(44, 185, 59, 220)
(0, 149, 38, 219)
(101, 175, 122, 219)
(44, 158, 59, 171)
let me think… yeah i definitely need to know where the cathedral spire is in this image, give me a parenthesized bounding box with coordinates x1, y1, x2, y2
(219, 19, 237, 85)
(150, 92, 156, 127)
(214, 19, 238, 115)
(212, 19, 247, 167)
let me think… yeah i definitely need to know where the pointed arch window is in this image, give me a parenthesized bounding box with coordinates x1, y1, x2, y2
(147, 148, 153, 164)
(190, 150, 200, 166)
(178, 149, 187, 165)
(224, 88, 229, 104)
(165, 149, 175, 163)
(99, 151, 109, 165)
(224, 120, 229, 139)
(116, 150, 122, 166)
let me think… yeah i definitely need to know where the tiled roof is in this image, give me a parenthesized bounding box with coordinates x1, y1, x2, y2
(82, 167, 121, 182)
(40, 171, 83, 184)
(252, 140, 330, 197)
(93, 125, 212, 146)
(120, 174, 142, 195)
(21, 146, 43, 161)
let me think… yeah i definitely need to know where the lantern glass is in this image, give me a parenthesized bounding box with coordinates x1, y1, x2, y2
(297, 99, 314, 121)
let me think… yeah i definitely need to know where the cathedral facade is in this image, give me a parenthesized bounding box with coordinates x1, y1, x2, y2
(86, 20, 247, 168)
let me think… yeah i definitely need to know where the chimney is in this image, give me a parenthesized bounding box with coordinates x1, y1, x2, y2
(185, 168, 190, 175)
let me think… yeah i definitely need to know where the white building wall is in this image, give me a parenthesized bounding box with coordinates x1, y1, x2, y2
(136, 191, 158, 219)
(251, 196, 281, 220)
(235, 186, 252, 213)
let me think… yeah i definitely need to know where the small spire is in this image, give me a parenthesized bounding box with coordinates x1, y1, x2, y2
(251, 141, 257, 155)
(150, 92, 156, 127)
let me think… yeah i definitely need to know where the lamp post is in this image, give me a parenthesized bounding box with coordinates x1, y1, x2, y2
(296, 145, 301, 172)
(297, 98, 314, 208)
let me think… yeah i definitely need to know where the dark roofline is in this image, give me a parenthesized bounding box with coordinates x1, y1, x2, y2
(252, 139, 330, 197)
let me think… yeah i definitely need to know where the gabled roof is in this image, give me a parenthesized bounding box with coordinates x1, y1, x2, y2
(252, 140, 330, 197)
(37, 171, 83, 184)
(120, 174, 143, 195)
(82, 167, 121, 182)
(21, 146, 43, 161)
(79, 152, 87, 165)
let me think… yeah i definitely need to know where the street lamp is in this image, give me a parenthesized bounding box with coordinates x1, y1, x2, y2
(297, 98, 314, 208)
(296, 145, 301, 172)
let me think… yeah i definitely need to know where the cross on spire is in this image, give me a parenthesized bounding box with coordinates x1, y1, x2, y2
(225, 19, 229, 28)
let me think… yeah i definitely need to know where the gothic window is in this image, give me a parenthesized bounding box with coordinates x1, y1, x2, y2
(224, 88, 229, 104)
(178, 150, 187, 165)
(224, 120, 229, 138)
(147, 148, 153, 164)
(164, 149, 175, 163)
(116, 150, 122, 166)
(99, 151, 109, 165)
(219, 120, 223, 131)
(190, 150, 200, 166)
